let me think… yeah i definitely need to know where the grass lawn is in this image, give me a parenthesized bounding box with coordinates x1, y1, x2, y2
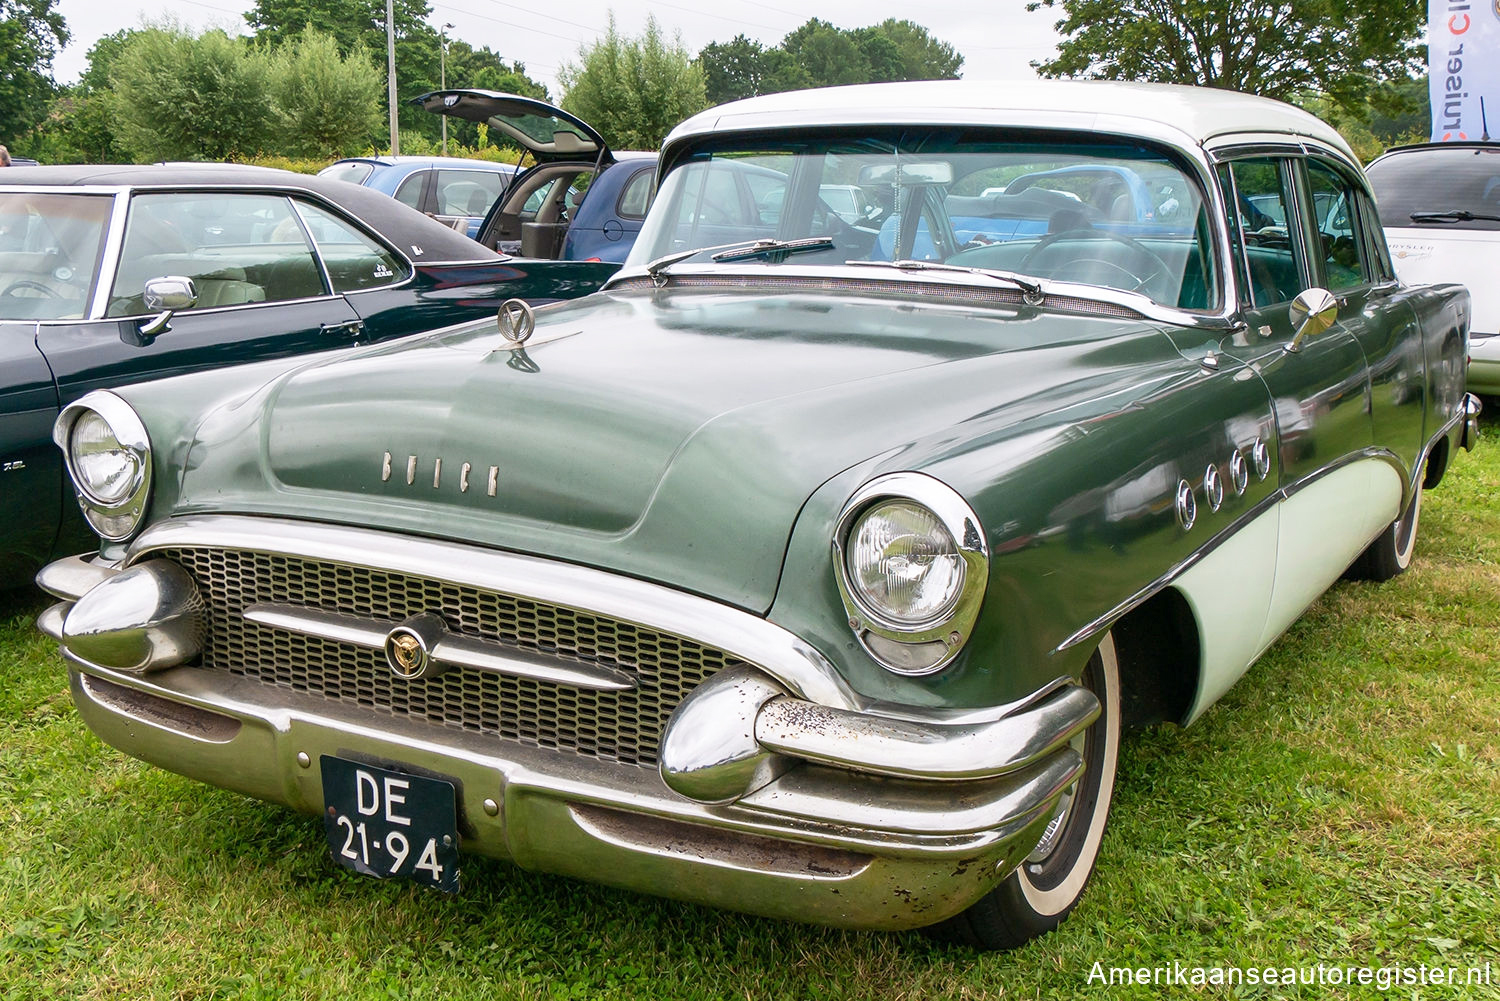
(2, 417, 1496, 1000)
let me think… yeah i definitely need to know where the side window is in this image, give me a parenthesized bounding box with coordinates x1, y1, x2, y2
(107, 192, 327, 317)
(434, 169, 504, 218)
(1225, 158, 1304, 308)
(294, 201, 411, 292)
(394, 172, 426, 211)
(616, 168, 653, 220)
(1304, 160, 1368, 291)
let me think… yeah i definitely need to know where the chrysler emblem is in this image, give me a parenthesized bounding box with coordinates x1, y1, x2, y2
(497, 298, 535, 344)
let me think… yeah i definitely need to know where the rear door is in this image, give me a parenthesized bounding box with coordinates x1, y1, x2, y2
(1214, 153, 1378, 648)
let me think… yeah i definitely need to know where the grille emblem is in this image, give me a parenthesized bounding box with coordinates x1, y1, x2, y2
(382, 613, 450, 680)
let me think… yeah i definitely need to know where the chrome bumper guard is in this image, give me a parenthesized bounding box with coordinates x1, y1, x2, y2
(39, 544, 1100, 931)
(1460, 392, 1482, 452)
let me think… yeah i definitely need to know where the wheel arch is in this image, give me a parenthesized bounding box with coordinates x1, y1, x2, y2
(1108, 585, 1200, 730)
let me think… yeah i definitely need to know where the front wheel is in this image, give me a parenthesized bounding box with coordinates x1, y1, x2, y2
(927, 633, 1121, 950)
(1346, 475, 1422, 582)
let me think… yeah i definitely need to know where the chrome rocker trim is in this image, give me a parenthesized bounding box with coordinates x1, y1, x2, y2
(37, 515, 1104, 930)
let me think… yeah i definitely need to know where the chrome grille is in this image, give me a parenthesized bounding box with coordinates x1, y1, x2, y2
(159, 546, 742, 765)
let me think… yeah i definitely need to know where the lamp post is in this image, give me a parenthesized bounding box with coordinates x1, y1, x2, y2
(440, 22, 455, 155)
(385, 0, 398, 155)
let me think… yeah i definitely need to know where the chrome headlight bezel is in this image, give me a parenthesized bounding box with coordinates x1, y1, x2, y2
(832, 472, 989, 676)
(54, 391, 153, 542)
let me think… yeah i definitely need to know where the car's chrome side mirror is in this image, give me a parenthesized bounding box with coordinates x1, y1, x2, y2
(1286, 287, 1338, 353)
(139, 276, 198, 338)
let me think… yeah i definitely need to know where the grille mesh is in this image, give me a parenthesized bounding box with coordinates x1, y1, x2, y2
(160, 546, 742, 765)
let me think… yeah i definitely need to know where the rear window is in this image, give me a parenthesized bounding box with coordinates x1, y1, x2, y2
(1367, 146, 1500, 231)
(319, 162, 377, 185)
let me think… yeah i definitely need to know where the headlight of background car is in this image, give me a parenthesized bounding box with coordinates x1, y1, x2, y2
(54, 392, 153, 542)
(834, 473, 989, 675)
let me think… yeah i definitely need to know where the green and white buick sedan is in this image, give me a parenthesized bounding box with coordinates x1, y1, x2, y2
(37, 81, 1481, 950)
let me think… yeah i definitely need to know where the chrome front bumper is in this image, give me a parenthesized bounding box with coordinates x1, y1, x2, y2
(38, 526, 1099, 931)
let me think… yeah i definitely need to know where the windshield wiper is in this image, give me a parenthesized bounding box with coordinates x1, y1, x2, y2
(643, 236, 836, 281)
(710, 236, 835, 263)
(845, 259, 1043, 299)
(1409, 209, 1500, 224)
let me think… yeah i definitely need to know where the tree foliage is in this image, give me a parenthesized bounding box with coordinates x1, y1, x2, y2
(697, 18, 962, 105)
(111, 26, 275, 162)
(268, 31, 383, 158)
(559, 15, 707, 150)
(0, 0, 68, 141)
(1029, 0, 1424, 114)
(244, 0, 548, 146)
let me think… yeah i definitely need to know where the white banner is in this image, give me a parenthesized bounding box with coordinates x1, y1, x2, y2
(1429, 0, 1500, 141)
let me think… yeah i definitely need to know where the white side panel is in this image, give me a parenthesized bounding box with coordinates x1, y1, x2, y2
(1176, 458, 1403, 724)
(1176, 507, 1278, 724)
(1259, 460, 1402, 652)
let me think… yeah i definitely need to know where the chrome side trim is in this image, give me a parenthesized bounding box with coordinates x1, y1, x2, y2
(242, 601, 637, 692)
(127, 515, 863, 710)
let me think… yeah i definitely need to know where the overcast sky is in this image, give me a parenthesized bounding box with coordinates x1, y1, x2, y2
(52, 0, 1063, 95)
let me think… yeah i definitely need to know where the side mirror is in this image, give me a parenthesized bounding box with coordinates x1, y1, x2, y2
(139, 275, 198, 338)
(1286, 287, 1338, 353)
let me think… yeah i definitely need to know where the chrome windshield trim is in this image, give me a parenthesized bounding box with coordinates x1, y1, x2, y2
(126, 515, 863, 711)
(605, 261, 1235, 330)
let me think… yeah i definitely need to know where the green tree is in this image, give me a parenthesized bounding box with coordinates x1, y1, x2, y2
(558, 15, 707, 150)
(697, 19, 962, 104)
(779, 19, 870, 89)
(268, 30, 383, 158)
(1029, 0, 1423, 114)
(112, 26, 276, 161)
(853, 19, 962, 81)
(698, 34, 773, 105)
(0, 0, 68, 142)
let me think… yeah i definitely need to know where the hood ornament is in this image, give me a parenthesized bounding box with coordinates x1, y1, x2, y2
(497, 298, 536, 345)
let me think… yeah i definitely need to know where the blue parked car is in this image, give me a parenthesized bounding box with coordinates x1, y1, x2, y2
(317, 156, 518, 239)
(414, 90, 657, 263)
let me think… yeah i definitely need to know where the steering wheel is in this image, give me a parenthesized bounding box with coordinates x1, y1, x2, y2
(2, 279, 59, 298)
(1020, 228, 1172, 297)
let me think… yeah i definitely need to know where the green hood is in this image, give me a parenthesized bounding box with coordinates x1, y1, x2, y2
(169, 288, 1175, 611)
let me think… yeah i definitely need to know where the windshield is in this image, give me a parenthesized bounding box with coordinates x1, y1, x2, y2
(0, 192, 112, 320)
(1368, 146, 1500, 231)
(628, 133, 1218, 310)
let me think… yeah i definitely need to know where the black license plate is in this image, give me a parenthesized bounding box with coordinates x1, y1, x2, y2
(321, 756, 460, 892)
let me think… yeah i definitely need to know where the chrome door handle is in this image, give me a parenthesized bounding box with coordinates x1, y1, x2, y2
(320, 320, 365, 338)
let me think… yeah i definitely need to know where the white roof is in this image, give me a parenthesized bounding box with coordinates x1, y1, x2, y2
(667, 80, 1354, 161)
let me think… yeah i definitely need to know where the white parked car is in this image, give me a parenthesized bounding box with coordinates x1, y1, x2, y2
(1367, 142, 1500, 396)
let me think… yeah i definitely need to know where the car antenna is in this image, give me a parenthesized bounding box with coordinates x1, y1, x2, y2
(1481, 96, 1491, 143)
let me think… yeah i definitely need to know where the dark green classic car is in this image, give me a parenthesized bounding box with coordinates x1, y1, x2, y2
(36, 81, 1482, 950)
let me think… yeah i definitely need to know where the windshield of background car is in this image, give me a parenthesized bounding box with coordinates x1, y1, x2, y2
(1368, 147, 1500, 231)
(318, 162, 377, 185)
(0, 192, 112, 321)
(628, 134, 1219, 310)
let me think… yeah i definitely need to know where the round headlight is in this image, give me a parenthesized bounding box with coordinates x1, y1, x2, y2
(55, 392, 153, 543)
(70, 410, 142, 506)
(847, 500, 966, 626)
(833, 472, 990, 676)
